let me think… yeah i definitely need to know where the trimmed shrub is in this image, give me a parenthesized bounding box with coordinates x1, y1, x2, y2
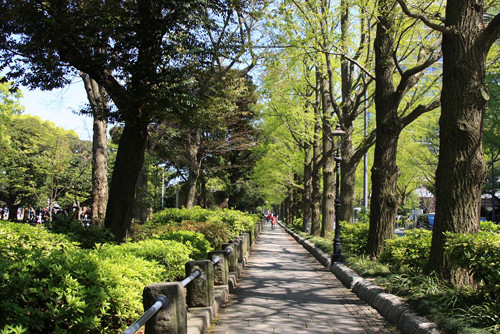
(156, 230, 212, 260)
(0, 222, 189, 333)
(142, 207, 257, 244)
(445, 229, 500, 299)
(99, 239, 191, 281)
(340, 222, 369, 256)
(151, 207, 214, 226)
(178, 221, 231, 249)
(47, 216, 114, 249)
(380, 228, 432, 272)
(208, 208, 257, 233)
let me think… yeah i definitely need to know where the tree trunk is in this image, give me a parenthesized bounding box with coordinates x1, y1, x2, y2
(81, 72, 108, 227)
(185, 129, 202, 209)
(302, 145, 313, 232)
(310, 71, 323, 236)
(339, 126, 357, 223)
(429, 0, 498, 280)
(133, 166, 149, 224)
(321, 76, 335, 237)
(199, 172, 207, 208)
(367, 4, 400, 259)
(105, 120, 148, 242)
(367, 128, 400, 258)
(91, 116, 108, 225)
(8, 204, 19, 222)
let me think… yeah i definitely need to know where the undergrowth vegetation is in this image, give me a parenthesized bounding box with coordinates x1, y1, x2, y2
(0, 207, 259, 333)
(290, 220, 500, 333)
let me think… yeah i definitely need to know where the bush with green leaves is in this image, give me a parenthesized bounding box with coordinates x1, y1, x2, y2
(47, 215, 114, 249)
(0, 221, 191, 333)
(155, 230, 212, 260)
(208, 208, 257, 233)
(143, 207, 257, 244)
(445, 228, 500, 299)
(177, 221, 231, 250)
(151, 206, 214, 226)
(99, 239, 192, 281)
(340, 222, 369, 255)
(380, 229, 432, 272)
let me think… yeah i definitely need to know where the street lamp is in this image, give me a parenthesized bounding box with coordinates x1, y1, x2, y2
(331, 124, 346, 264)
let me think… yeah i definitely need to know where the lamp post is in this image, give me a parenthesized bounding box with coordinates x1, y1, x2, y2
(331, 124, 346, 264)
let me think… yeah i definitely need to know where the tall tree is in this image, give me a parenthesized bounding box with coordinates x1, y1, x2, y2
(396, 0, 500, 279)
(367, 0, 441, 259)
(81, 72, 109, 226)
(0, 0, 261, 241)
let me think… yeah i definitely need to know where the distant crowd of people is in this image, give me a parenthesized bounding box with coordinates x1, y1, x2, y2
(0, 206, 89, 225)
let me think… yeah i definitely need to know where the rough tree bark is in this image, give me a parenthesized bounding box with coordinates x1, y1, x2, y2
(81, 73, 108, 226)
(320, 75, 335, 237)
(105, 119, 149, 242)
(133, 166, 149, 224)
(302, 145, 313, 232)
(310, 71, 324, 236)
(427, 1, 500, 280)
(367, 0, 441, 259)
(185, 128, 202, 209)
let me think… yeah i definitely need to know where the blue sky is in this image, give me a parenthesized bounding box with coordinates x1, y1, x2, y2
(20, 78, 93, 141)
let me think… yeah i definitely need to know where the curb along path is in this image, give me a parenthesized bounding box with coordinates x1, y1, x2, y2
(211, 224, 398, 334)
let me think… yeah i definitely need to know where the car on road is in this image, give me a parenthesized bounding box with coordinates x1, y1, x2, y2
(417, 213, 435, 230)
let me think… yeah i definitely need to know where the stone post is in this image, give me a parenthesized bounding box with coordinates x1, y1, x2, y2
(222, 243, 238, 272)
(207, 250, 230, 285)
(232, 238, 244, 263)
(185, 260, 214, 307)
(143, 282, 187, 334)
(240, 233, 250, 260)
(247, 229, 254, 247)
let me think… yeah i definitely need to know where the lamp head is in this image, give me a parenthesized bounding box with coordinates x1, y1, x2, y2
(332, 124, 346, 137)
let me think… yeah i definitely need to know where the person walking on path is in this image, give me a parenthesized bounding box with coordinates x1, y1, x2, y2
(270, 214, 277, 230)
(212, 223, 398, 334)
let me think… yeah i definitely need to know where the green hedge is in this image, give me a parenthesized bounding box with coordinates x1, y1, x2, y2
(380, 229, 432, 272)
(340, 222, 369, 256)
(0, 221, 191, 333)
(156, 230, 212, 260)
(150, 207, 257, 234)
(445, 227, 500, 299)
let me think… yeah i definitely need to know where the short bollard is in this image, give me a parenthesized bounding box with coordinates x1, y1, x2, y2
(232, 238, 244, 263)
(222, 243, 238, 273)
(185, 260, 214, 307)
(208, 250, 230, 285)
(240, 233, 250, 259)
(143, 282, 186, 334)
(247, 229, 254, 247)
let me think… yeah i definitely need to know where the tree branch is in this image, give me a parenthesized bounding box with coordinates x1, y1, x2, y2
(401, 99, 440, 129)
(480, 13, 500, 51)
(395, 0, 448, 33)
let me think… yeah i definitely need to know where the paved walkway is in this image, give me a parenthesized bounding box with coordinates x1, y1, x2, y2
(212, 224, 399, 334)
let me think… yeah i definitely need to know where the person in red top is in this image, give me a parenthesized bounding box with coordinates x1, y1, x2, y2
(271, 214, 277, 229)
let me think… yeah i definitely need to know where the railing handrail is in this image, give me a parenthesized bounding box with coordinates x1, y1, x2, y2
(122, 241, 241, 333)
(181, 269, 201, 287)
(123, 295, 167, 334)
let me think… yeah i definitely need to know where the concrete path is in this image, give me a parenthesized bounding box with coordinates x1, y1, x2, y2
(212, 224, 399, 334)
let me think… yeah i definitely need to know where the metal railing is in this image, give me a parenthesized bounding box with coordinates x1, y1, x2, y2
(181, 269, 201, 287)
(123, 295, 167, 334)
(120, 233, 243, 334)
